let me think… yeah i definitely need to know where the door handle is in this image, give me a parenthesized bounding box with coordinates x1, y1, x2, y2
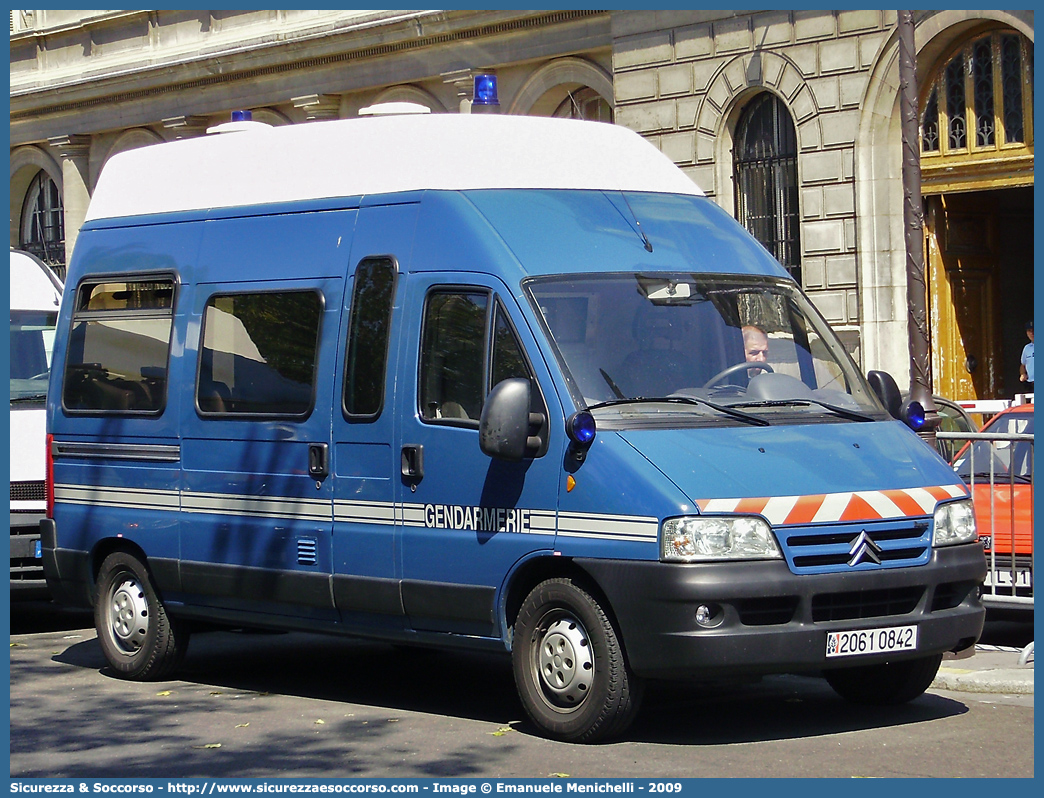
(401, 444, 424, 484)
(308, 443, 329, 480)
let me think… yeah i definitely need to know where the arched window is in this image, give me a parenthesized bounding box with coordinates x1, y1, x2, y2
(552, 87, 613, 122)
(19, 170, 65, 272)
(920, 29, 1033, 190)
(733, 93, 801, 283)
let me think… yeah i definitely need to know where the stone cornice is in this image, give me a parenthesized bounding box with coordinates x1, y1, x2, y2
(11, 10, 605, 120)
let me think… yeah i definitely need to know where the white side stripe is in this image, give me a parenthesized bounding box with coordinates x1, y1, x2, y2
(55, 484, 660, 545)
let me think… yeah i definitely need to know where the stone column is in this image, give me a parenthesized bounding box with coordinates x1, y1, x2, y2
(47, 134, 91, 266)
(292, 94, 341, 121)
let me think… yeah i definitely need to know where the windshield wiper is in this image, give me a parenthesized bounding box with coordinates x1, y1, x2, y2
(586, 396, 770, 426)
(10, 393, 47, 404)
(732, 398, 875, 422)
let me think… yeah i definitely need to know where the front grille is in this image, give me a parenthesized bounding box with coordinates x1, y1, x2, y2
(10, 480, 45, 502)
(780, 520, 931, 575)
(811, 586, 924, 622)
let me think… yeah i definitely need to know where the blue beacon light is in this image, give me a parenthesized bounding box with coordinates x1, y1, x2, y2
(472, 74, 500, 106)
(231, 109, 253, 122)
(901, 399, 926, 431)
(567, 411, 596, 447)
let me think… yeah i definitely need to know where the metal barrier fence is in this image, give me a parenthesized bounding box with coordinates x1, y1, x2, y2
(937, 429, 1034, 612)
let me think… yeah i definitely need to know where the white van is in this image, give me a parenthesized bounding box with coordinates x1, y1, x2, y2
(10, 248, 62, 595)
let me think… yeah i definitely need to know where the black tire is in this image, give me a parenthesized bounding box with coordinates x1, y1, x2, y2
(824, 653, 943, 705)
(94, 551, 189, 680)
(512, 577, 643, 743)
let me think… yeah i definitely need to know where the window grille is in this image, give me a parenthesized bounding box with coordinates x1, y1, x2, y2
(733, 93, 802, 284)
(19, 171, 65, 274)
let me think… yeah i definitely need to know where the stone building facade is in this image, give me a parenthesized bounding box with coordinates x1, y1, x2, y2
(9, 9, 1035, 399)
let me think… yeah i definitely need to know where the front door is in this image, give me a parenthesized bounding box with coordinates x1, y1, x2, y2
(395, 273, 561, 638)
(925, 188, 1033, 401)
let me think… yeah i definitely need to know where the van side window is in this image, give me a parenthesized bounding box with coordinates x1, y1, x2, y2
(62, 278, 175, 413)
(343, 257, 397, 420)
(197, 291, 322, 417)
(419, 291, 489, 423)
(419, 292, 540, 428)
(491, 301, 530, 387)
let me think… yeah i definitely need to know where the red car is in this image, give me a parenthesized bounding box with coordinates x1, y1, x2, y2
(952, 404, 1033, 605)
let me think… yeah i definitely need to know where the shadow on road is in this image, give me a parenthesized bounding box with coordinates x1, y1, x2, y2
(46, 625, 973, 749)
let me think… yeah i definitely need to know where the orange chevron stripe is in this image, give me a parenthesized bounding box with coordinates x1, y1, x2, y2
(784, 494, 825, 524)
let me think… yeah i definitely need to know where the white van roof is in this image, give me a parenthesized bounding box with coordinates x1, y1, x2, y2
(84, 115, 704, 223)
(10, 249, 62, 310)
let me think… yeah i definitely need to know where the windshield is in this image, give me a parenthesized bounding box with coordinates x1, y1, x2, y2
(11, 310, 58, 402)
(526, 273, 885, 426)
(954, 412, 1034, 482)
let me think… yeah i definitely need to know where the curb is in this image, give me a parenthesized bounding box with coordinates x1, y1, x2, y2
(932, 666, 1034, 695)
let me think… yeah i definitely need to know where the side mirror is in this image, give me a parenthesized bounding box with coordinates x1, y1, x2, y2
(479, 378, 544, 461)
(867, 370, 902, 419)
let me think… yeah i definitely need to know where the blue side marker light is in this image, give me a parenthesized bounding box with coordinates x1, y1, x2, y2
(231, 109, 253, 122)
(900, 399, 926, 431)
(567, 411, 596, 447)
(473, 74, 500, 106)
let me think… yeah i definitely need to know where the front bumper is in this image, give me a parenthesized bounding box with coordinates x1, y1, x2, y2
(578, 543, 986, 679)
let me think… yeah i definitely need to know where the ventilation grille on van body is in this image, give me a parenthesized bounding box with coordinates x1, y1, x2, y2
(10, 481, 45, 503)
(297, 538, 318, 566)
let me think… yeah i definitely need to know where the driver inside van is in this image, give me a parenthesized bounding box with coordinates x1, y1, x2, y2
(742, 325, 769, 376)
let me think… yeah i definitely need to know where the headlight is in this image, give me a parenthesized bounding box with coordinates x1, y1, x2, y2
(932, 499, 977, 547)
(661, 516, 782, 562)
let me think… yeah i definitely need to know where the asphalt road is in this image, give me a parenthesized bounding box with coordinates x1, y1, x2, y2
(8, 601, 1034, 779)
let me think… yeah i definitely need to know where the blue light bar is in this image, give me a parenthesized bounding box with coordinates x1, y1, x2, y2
(231, 110, 253, 122)
(473, 74, 499, 106)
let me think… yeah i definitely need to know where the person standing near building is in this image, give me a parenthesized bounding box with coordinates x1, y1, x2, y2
(1019, 320, 1033, 394)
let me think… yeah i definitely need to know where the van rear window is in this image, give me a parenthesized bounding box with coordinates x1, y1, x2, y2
(62, 277, 175, 414)
(197, 291, 321, 417)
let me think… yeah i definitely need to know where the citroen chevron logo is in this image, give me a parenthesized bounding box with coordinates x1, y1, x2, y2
(848, 530, 883, 566)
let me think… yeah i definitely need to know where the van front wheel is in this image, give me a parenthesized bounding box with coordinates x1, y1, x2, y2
(512, 578, 642, 742)
(824, 653, 943, 705)
(95, 551, 189, 680)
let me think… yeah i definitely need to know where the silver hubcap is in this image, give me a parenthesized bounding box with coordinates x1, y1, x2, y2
(536, 615, 593, 709)
(109, 577, 149, 654)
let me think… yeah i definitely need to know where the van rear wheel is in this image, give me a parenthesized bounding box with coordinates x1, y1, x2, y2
(95, 551, 189, 680)
(824, 653, 943, 705)
(512, 578, 642, 742)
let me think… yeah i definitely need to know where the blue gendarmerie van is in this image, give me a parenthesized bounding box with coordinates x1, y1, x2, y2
(42, 112, 986, 742)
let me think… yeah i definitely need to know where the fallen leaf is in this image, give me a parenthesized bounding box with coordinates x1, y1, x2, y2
(235, 723, 249, 729)
(10, 643, 27, 648)
(548, 774, 570, 779)
(156, 691, 173, 697)
(490, 727, 513, 737)
(210, 691, 224, 696)
(193, 743, 222, 750)
(314, 719, 325, 725)
(386, 718, 399, 723)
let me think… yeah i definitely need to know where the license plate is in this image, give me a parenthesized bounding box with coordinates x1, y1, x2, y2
(984, 569, 1032, 588)
(826, 625, 918, 658)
